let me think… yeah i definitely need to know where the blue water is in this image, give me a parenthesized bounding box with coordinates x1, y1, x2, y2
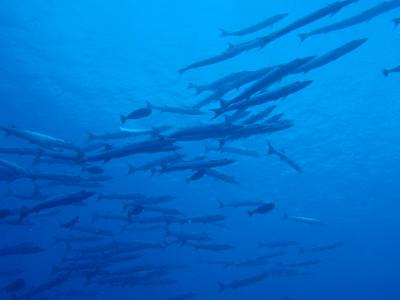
(1, 0, 400, 299)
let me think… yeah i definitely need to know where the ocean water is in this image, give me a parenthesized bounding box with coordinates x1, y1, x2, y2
(1, 0, 400, 299)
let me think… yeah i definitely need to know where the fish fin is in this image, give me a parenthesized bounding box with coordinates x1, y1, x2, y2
(120, 115, 126, 124)
(267, 141, 276, 155)
(178, 68, 187, 76)
(298, 33, 309, 42)
(188, 82, 202, 95)
(86, 132, 95, 142)
(219, 28, 228, 37)
(382, 69, 389, 77)
(146, 101, 153, 109)
(127, 164, 136, 176)
(101, 143, 112, 151)
(227, 42, 234, 49)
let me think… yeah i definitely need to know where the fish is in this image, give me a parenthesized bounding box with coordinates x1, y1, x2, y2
(180, 0, 356, 72)
(140, 206, 185, 216)
(158, 158, 236, 174)
(60, 216, 80, 229)
(228, 57, 315, 105)
(228, 250, 286, 268)
(0, 159, 28, 181)
(299, 0, 400, 41)
(218, 270, 269, 292)
(1, 278, 26, 294)
(299, 242, 347, 253)
(166, 229, 211, 244)
(87, 125, 171, 142)
(299, 38, 368, 73)
(14, 273, 69, 300)
(283, 213, 326, 225)
(127, 153, 185, 175)
(188, 214, 227, 224)
(120, 103, 152, 123)
(393, 17, 400, 27)
(20, 191, 96, 219)
(67, 225, 115, 237)
(259, 241, 300, 248)
(83, 138, 180, 163)
(383, 65, 400, 76)
(0, 125, 81, 153)
(0, 243, 45, 257)
(53, 235, 104, 245)
(278, 259, 321, 268)
(220, 13, 288, 37)
(186, 242, 234, 251)
(203, 168, 239, 184)
(213, 80, 312, 117)
(188, 70, 253, 95)
(82, 165, 104, 174)
(206, 144, 261, 157)
(267, 142, 303, 172)
(218, 200, 265, 209)
(186, 169, 206, 183)
(147, 101, 204, 115)
(248, 202, 275, 217)
(241, 105, 276, 125)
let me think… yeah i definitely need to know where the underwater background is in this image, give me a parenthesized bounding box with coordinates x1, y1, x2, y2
(1, 0, 400, 299)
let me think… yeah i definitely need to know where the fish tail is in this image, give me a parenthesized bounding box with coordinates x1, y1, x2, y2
(298, 33, 309, 42)
(382, 69, 389, 77)
(267, 142, 276, 155)
(248, 211, 253, 217)
(86, 132, 95, 142)
(218, 201, 223, 209)
(120, 115, 126, 124)
(127, 164, 136, 176)
(188, 82, 202, 95)
(219, 28, 228, 37)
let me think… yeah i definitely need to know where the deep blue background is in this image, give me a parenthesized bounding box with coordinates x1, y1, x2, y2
(1, 0, 399, 299)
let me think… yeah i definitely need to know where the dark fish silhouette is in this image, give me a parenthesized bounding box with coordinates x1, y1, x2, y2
(383, 65, 400, 76)
(267, 142, 303, 172)
(220, 13, 288, 37)
(299, 0, 400, 41)
(120, 103, 152, 123)
(248, 202, 275, 217)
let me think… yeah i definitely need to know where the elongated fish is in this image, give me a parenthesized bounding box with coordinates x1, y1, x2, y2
(220, 13, 288, 37)
(383, 65, 400, 76)
(299, 242, 347, 253)
(179, 0, 356, 73)
(267, 142, 302, 172)
(299, 0, 400, 41)
(283, 213, 326, 225)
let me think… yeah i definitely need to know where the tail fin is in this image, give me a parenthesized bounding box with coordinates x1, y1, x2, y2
(146, 101, 153, 110)
(178, 68, 187, 76)
(298, 33, 309, 42)
(19, 208, 28, 220)
(218, 201, 224, 209)
(87, 132, 95, 142)
(218, 282, 226, 293)
(120, 115, 127, 124)
(188, 83, 202, 95)
(393, 18, 400, 29)
(267, 142, 276, 155)
(97, 193, 103, 202)
(219, 29, 229, 37)
(382, 69, 389, 77)
(248, 211, 253, 217)
(127, 164, 136, 175)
